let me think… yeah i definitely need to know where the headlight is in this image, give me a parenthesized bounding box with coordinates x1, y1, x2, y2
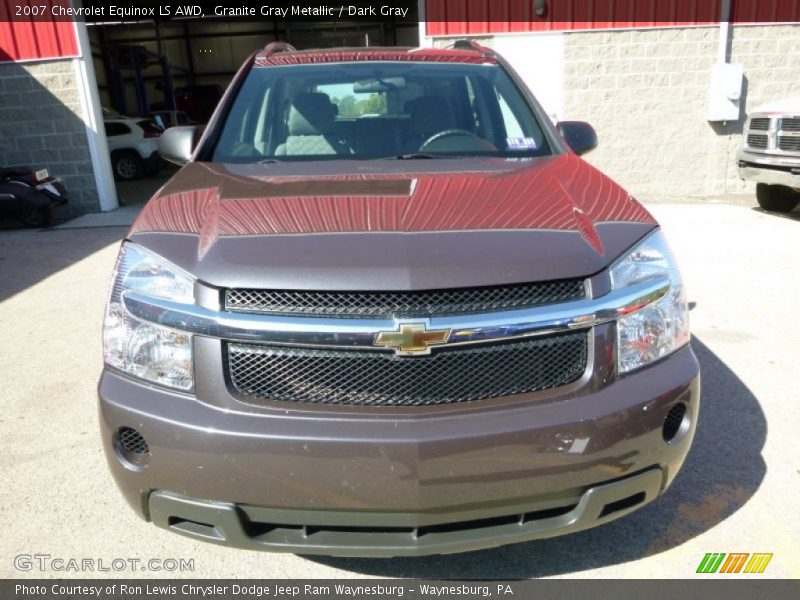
(610, 230, 690, 374)
(103, 242, 195, 390)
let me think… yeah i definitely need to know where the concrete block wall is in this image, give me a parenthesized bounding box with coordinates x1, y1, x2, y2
(562, 24, 800, 200)
(0, 59, 100, 214)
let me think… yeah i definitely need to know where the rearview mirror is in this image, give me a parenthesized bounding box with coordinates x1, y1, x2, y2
(158, 126, 199, 165)
(353, 76, 406, 93)
(557, 121, 598, 155)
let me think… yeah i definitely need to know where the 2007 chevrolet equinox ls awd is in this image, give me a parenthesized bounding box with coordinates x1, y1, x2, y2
(99, 42, 699, 557)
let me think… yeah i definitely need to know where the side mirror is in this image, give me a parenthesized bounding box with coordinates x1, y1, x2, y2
(158, 126, 199, 165)
(557, 121, 598, 155)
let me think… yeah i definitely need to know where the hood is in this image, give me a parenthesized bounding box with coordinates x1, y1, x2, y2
(129, 154, 656, 290)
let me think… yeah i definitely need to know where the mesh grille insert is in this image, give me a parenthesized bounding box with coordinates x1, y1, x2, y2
(749, 117, 770, 131)
(225, 279, 586, 319)
(227, 332, 588, 407)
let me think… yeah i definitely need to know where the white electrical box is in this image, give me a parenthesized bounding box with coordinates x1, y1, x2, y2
(707, 62, 744, 122)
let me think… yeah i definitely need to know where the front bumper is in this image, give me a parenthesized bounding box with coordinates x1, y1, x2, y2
(147, 468, 663, 557)
(738, 149, 800, 188)
(98, 339, 700, 556)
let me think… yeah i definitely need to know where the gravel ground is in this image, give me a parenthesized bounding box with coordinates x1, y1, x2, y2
(0, 200, 798, 579)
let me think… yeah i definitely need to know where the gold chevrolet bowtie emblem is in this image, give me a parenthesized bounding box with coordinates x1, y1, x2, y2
(375, 323, 450, 356)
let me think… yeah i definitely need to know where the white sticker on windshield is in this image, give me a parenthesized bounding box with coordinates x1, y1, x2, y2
(506, 137, 538, 150)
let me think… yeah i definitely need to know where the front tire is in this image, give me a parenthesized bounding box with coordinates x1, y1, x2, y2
(112, 151, 143, 181)
(756, 184, 800, 212)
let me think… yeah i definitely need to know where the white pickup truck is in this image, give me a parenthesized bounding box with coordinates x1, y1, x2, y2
(738, 98, 800, 212)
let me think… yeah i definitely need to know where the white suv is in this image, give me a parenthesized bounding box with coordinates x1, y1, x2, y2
(104, 117, 165, 181)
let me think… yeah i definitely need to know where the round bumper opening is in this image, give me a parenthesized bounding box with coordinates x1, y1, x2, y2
(662, 402, 690, 443)
(114, 427, 150, 468)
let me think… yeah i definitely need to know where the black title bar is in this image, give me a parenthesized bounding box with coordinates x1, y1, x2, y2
(2, 0, 799, 24)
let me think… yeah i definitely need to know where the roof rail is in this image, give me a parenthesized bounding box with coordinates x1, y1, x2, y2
(263, 41, 296, 57)
(447, 39, 495, 57)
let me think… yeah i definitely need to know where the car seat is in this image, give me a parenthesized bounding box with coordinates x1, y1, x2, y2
(275, 93, 352, 156)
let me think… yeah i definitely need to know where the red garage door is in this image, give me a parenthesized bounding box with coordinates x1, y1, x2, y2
(425, 0, 800, 36)
(0, 0, 78, 62)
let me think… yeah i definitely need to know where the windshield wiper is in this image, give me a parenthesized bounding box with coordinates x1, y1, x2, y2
(378, 153, 454, 160)
(255, 158, 282, 164)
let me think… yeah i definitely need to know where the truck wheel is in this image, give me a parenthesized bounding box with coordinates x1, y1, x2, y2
(112, 151, 143, 181)
(756, 184, 800, 212)
(20, 206, 53, 228)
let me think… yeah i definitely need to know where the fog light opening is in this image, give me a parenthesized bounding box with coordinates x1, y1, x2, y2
(599, 491, 646, 518)
(662, 403, 689, 444)
(168, 517, 224, 540)
(114, 427, 150, 468)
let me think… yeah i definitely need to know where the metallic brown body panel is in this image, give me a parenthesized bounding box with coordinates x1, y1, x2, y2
(128, 155, 655, 290)
(131, 224, 650, 292)
(131, 155, 652, 239)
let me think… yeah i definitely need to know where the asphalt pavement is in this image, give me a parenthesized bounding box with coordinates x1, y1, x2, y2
(0, 199, 798, 579)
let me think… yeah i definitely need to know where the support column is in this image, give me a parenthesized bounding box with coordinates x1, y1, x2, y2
(72, 19, 118, 212)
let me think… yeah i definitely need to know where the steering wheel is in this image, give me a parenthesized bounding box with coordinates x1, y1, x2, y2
(419, 129, 487, 152)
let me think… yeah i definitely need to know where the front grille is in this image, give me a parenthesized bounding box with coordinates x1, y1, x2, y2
(778, 136, 800, 152)
(746, 134, 768, 149)
(227, 332, 588, 407)
(749, 117, 771, 131)
(781, 117, 800, 132)
(225, 279, 586, 319)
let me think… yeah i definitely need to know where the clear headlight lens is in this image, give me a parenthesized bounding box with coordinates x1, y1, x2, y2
(611, 230, 690, 374)
(103, 242, 195, 390)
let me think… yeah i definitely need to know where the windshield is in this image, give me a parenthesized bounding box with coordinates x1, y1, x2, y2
(211, 61, 551, 162)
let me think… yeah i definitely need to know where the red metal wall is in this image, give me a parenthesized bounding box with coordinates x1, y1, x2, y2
(424, 0, 799, 36)
(0, 1, 78, 63)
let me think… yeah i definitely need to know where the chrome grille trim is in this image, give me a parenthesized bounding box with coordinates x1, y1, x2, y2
(122, 274, 670, 352)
